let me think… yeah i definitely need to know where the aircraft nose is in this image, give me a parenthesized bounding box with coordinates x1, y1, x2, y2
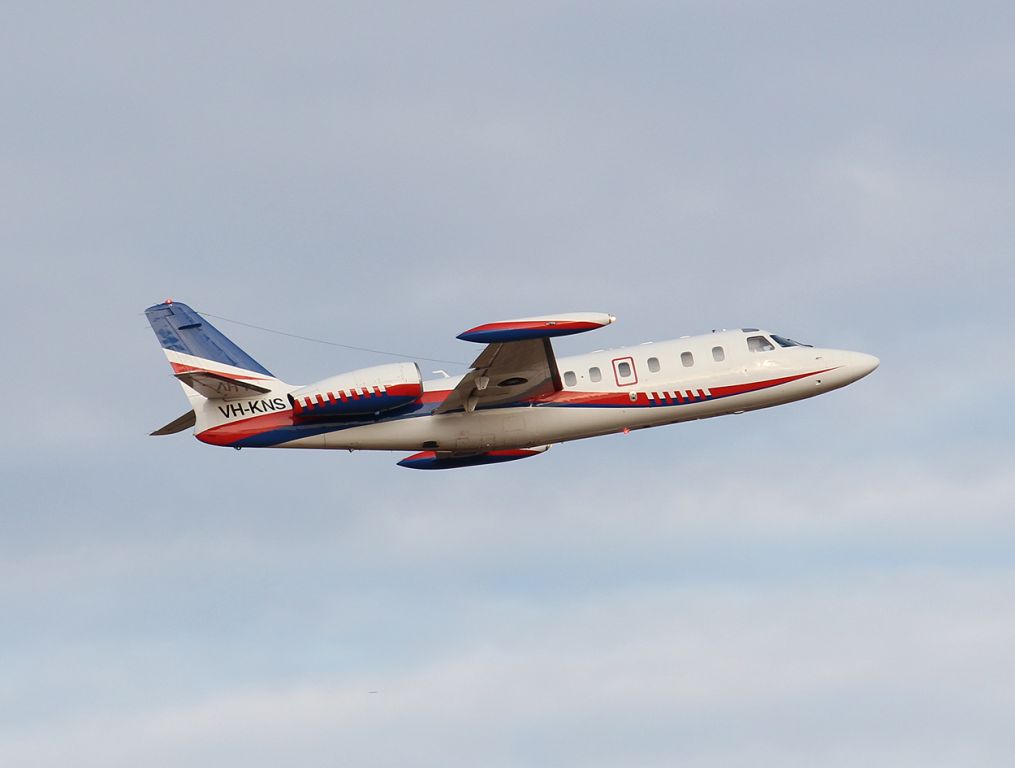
(847, 351, 880, 379)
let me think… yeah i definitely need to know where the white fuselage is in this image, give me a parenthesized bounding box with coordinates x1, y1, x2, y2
(195, 328, 878, 453)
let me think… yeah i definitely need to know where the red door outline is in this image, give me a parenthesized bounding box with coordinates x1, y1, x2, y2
(612, 356, 638, 387)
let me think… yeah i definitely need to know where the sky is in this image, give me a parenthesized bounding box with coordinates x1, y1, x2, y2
(2, 1, 1015, 765)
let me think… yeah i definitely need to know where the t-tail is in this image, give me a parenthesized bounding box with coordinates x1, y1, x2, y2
(145, 300, 285, 435)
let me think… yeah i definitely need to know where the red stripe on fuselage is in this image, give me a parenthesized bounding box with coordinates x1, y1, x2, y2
(538, 368, 836, 406)
(197, 410, 294, 446)
(421, 389, 452, 403)
(706, 369, 834, 398)
(387, 383, 425, 398)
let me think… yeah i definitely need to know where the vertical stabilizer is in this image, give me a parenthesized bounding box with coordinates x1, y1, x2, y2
(145, 301, 272, 375)
(144, 300, 282, 405)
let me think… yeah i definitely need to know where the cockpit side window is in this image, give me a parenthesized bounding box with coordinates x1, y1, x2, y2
(772, 334, 807, 348)
(747, 335, 775, 352)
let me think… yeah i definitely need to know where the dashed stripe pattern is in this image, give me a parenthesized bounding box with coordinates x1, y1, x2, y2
(647, 387, 712, 404)
(291, 382, 423, 416)
(294, 383, 389, 414)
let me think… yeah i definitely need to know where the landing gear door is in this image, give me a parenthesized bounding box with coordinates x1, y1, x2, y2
(612, 356, 638, 387)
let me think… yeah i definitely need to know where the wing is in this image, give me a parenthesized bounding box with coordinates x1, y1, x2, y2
(434, 313, 614, 415)
(434, 338, 560, 414)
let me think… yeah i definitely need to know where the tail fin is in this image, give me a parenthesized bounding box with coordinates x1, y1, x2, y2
(145, 300, 280, 399)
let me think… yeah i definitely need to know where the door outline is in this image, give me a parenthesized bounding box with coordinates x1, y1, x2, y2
(612, 356, 638, 387)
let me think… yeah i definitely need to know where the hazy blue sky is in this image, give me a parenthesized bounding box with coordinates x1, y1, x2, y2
(3, 2, 1014, 766)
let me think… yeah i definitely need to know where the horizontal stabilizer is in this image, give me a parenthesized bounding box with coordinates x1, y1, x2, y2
(457, 313, 615, 343)
(397, 446, 548, 470)
(150, 409, 196, 436)
(175, 371, 272, 399)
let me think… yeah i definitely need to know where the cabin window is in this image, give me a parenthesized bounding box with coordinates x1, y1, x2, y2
(618, 361, 632, 377)
(563, 371, 577, 387)
(712, 346, 725, 362)
(589, 366, 602, 382)
(747, 335, 775, 352)
(647, 357, 660, 373)
(681, 351, 694, 367)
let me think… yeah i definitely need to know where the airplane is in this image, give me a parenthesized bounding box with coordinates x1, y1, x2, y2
(145, 300, 878, 469)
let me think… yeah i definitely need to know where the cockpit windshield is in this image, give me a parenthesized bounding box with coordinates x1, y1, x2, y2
(771, 334, 811, 348)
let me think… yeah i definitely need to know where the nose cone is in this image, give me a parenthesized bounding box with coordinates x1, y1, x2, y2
(842, 351, 880, 382)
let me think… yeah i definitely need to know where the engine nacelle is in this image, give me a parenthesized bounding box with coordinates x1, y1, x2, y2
(291, 362, 423, 419)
